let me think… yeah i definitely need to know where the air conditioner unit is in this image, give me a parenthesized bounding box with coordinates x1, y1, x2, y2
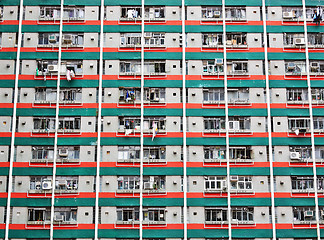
(144, 182, 154, 189)
(214, 11, 221, 17)
(63, 34, 73, 44)
(290, 152, 301, 160)
(48, 64, 58, 72)
(144, 32, 151, 37)
(311, 62, 319, 71)
(294, 38, 305, 45)
(304, 210, 313, 217)
(54, 214, 64, 222)
(59, 149, 68, 157)
(215, 59, 223, 65)
(287, 62, 296, 70)
(42, 180, 52, 190)
(229, 121, 240, 130)
(282, 11, 295, 19)
(230, 176, 238, 181)
(48, 35, 57, 43)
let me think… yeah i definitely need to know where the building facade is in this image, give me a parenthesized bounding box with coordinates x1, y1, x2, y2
(0, 0, 324, 240)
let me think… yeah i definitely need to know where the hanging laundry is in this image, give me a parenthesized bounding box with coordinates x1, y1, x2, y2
(152, 122, 158, 141)
(66, 69, 71, 81)
(125, 129, 133, 136)
(70, 69, 75, 78)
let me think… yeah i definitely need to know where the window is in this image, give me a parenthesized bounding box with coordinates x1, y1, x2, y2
(225, 7, 246, 20)
(202, 60, 224, 74)
(230, 176, 252, 191)
(282, 7, 317, 21)
(143, 176, 165, 190)
(288, 118, 310, 132)
(204, 146, 226, 161)
(144, 33, 165, 47)
(60, 88, 82, 102)
(204, 117, 226, 131)
(28, 208, 51, 222)
(30, 176, 52, 190)
(312, 88, 324, 102)
(144, 7, 165, 19)
(286, 88, 308, 102)
(227, 88, 249, 103)
(204, 176, 226, 191)
(283, 33, 305, 47)
(117, 176, 140, 190)
(119, 117, 166, 132)
(119, 61, 166, 75)
(33, 117, 56, 132)
(143, 208, 166, 222)
(291, 176, 314, 191)
(316, 176, 324, 191)
(120, 33, 141, 47)
(231, 207, 253, 222)
(54, 207, 77, 223)
(118, 146, 140, 162)
(228, 61, 248, 75)
(144, 88, 165, 102)
(203, 88, 225, 102)
(293, 207, 316, 222)
(32, 146, 54, 160)
(39, 6, 61, 20)
(201, 7, 222, 19)
(229, 147, 252, 160)
(117, 207, 140, 222)
(58, 117, 81, 131)
(35, 88, 57, 102)
(309, 61, 324, 74)
(119, 88, 141, 102)
(120, 7, 142, 19)
(315, 147, 324, 161)
(205, 208, 228, 222)
(228, 117, 250, 131)
(308, 33, 324, 47)
(63, 7, 85, 20)
(36, 60, 83, 76)
(38, 33, 59, 46)
(119, 117, 141, 131)
(57, 146, 80, 160)
(143, 146, 166, 161)
(289, 146, 312, 161)
(285, 61, 306, 75)
(55, 176, 78, 191)
(202, 33, 223, 47)
(61, 33, 84, 46)
(226, 33, 247, 47)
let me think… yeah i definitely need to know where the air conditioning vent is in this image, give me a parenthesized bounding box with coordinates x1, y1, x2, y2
(215, 58, 223, 65)
(48, 34, 57, 43)
(311, 62, 319, 71)
(144, 182, 154, 189)
(290, 152, 300, 160)
(63, 34, 73, 44)
(42, 180, 52, 190)
(59, 149, 68, 157)
(304, 210, 313, 217)
(287, 62, 296, 70)
(294, 38, 305, 45)
(54, 214, 64, 222)
(48, 65, 58, 72)
(283, 11, 295, 19)
(214, 11, 221, 17)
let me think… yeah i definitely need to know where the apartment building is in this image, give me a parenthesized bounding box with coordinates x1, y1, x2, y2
(0, 0, 324, 240)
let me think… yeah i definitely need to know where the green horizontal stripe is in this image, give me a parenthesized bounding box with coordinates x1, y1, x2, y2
(100, 137, 183, 145)
(18, 79, 99, 88)
(275, 197, 315, 206)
